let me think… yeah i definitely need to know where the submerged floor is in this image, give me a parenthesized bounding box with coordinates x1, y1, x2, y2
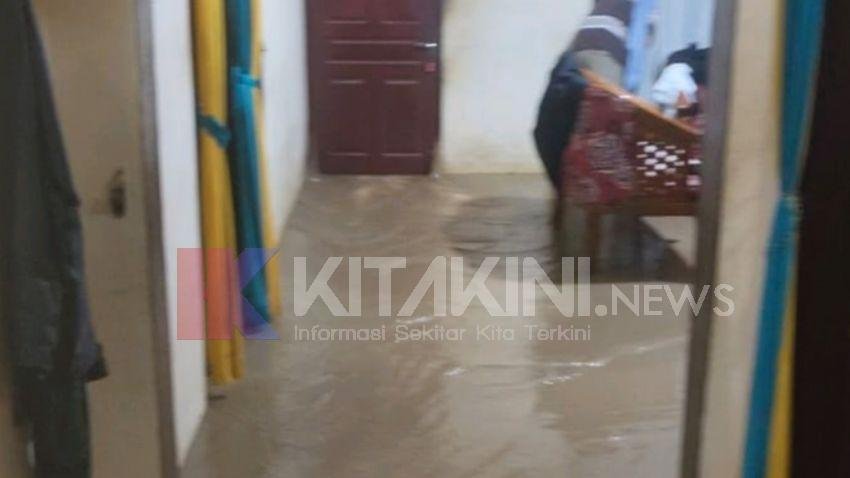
(183, 174, 692, 478)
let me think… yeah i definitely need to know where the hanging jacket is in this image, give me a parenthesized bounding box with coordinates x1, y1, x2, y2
(535, 0, 633, 190)
(0, 0, 106, 382)
(534, 52, 588, 189)
(667, 44, 711, 86)
(1, 1, 106, 476)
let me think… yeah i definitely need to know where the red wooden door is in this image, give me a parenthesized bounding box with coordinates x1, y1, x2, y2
(309, 0, 441, 174)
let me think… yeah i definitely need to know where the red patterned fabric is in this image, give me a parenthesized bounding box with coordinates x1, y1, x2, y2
(561, 85, 703, 206)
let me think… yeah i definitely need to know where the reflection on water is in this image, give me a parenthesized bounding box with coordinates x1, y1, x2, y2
(183, 174, 691, 478)
(443, 196, 558, 274)
(443, 195, 692, 283)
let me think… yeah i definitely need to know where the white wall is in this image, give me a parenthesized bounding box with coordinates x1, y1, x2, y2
(638, 0, 716, 97)
(439, 0, 590, 173)
(148, 0, 311, 463)
(262, 0, 310, 235)
(147, 0, 312, 463)
(150, 0, 208, 466)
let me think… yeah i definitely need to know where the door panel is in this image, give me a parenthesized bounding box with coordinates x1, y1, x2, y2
(381, 80, 421, 153)
(326, 78, 372, 154)
(310, 0, 441, 174)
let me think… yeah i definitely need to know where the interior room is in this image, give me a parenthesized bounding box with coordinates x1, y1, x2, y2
(2, 0, 846, 477)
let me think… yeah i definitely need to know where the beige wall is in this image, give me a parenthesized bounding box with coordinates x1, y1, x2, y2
(698, 0, 783, 475)
(439, 0, 590, 173)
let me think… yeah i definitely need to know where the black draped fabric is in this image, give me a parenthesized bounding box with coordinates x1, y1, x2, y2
(1, 0, 106, 476)
(793, 0, 850, 475)
(535, 0, 633, 191)
(666, 44, 711, 86)
(533, 52, 588, 189)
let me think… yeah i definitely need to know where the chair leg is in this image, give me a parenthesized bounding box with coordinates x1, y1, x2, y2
(556, 199, 601, 266)
(557, 199, 592, 259)
(585, 211, 601, 261)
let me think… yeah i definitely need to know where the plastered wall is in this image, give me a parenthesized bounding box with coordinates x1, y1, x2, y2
(438, 0, 590, 173)
(150, 0, 208, 465)
(150, 0, 312, 462)
(262, 0, 310, 235)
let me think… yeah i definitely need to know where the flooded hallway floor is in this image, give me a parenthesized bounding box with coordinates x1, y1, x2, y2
(183, 174, 691, 478)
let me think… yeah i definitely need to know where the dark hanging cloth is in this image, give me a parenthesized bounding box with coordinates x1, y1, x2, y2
(535, 0, 634, 191)
(794, 0, 850, 475)
(0, 0, 107, 476)
(533, 51, 588, 189)
(666, 44, 711, 86)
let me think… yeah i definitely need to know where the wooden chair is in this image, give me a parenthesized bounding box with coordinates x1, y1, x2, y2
(558, 70, 704, 261)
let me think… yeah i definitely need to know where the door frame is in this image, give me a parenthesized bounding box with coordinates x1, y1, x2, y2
(303, 0, 739, 474)
(680, 0, 739, 476)
(136, 0, 178, 475)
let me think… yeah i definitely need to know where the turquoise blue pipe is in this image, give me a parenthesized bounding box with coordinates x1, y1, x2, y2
(226, 0, 270, 335)
(742, 0, 826, 476)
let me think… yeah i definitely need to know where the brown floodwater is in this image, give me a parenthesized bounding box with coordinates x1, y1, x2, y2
(182, 174, 692, 478)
